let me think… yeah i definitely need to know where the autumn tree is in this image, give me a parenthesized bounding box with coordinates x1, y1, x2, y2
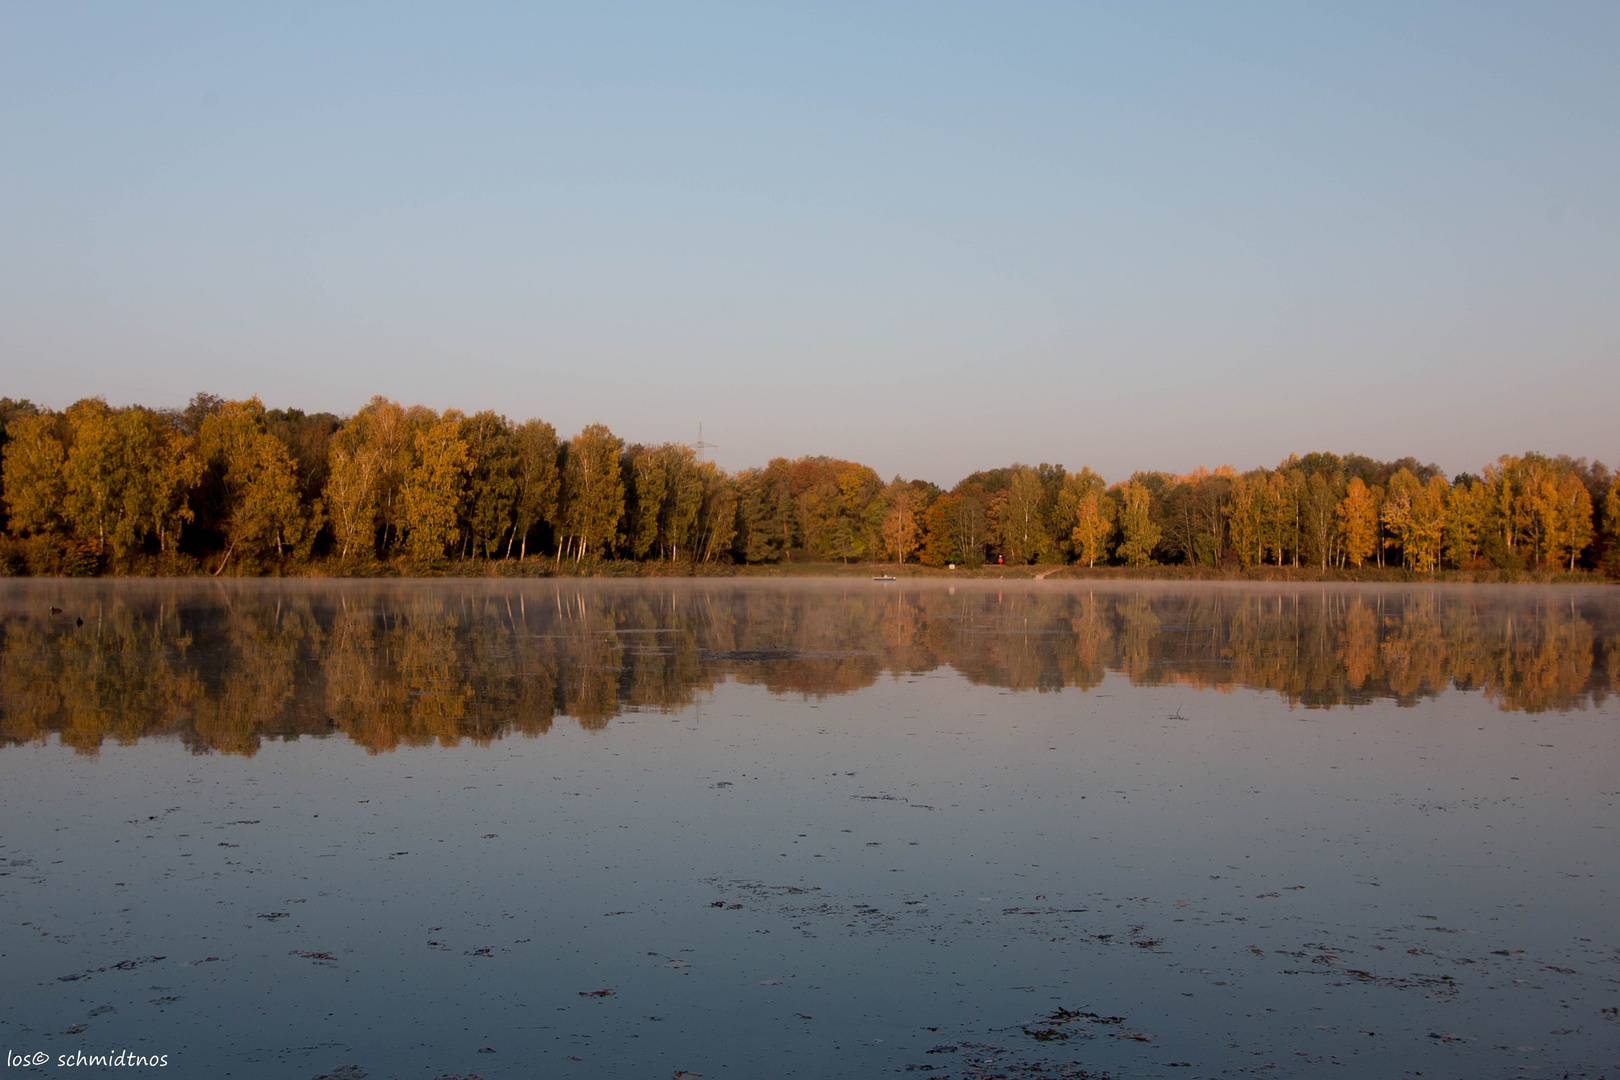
(61, 399, 127, 555)
(1536, 469, 1593, 571)
(1604, 475, 1620, 577)
(324, 398, 414, 560)
(1444, 478, 1491, 567)
(199, 399, 314, 570)
(1382, 468, 1448, 572)
(1337, 477, 1379, 568)
(880, 480, 920, 564)
(0, 398, 42, 534)
(560, 424, 625, 562)
(115, 407, 201, 556)
(1071, 491, 1115, 567)
(399, 412, 470, 566)
(2, 411, 67, 538)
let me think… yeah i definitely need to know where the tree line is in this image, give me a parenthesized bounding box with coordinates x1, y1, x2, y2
(1, 393, 1617, 577)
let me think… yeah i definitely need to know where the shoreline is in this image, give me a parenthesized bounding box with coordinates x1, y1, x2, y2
(4, 557, 1608, 586)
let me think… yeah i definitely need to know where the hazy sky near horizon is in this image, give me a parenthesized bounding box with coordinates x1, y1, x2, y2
(2, 3, 1616, 486)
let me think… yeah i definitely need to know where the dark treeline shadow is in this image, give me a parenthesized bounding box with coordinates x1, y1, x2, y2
(2, 583, 1615, 756)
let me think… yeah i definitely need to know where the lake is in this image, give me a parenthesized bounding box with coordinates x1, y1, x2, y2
(1, 580, 1616, 1079)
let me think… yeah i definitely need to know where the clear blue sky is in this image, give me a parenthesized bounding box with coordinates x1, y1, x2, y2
(3, 3, 1616, 485)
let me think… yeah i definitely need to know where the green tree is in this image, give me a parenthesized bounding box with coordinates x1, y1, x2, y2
(1115, 480, 1161, 567)
(657, 444, 705, 561)
(692, 461, 737, 564)
(995, 465, 1050, 564)
(623, 445, 666, 559)
(459, 411, 518, 559)
(734, 464, 795, 563)
(510, 419, 560, 559)
(1226, 473, 1263, 567)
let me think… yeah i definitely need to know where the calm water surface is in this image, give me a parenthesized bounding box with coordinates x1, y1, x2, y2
(1, 580, 1616, 1079)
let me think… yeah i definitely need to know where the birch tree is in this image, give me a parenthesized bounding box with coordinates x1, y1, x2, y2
(560, 424, 624, 562)
(510, 419, 560, 559)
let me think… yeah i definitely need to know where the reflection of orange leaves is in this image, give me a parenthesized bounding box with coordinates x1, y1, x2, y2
(0, 585, 1611, 756)
(1337, 602, 1380, 690)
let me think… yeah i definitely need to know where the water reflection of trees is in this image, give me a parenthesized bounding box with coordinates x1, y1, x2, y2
(2, 585, 1614, 756)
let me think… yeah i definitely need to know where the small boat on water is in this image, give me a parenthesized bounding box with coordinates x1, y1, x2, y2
(873, 574, 897, 582)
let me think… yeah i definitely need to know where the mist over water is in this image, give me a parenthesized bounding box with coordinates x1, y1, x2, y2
(1, 581, 1616, 1078)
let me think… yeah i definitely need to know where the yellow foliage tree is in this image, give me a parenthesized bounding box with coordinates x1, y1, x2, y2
(1071, 491, 1115, 567)
(560, 423, 624, 562)
(1338, 477, 1379, 568)
(200, 399, 314, 570)
(62, 399, 127, 554)
(400, 413, 470, 566)
(1115, 481, 1161, 567)
(1443, 479, 1490, 566)
(2, 412, 66, 537)
(115, 408, 201, 556)
(881, 485, 920, 564)
(1537, 470, 1593, 572)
